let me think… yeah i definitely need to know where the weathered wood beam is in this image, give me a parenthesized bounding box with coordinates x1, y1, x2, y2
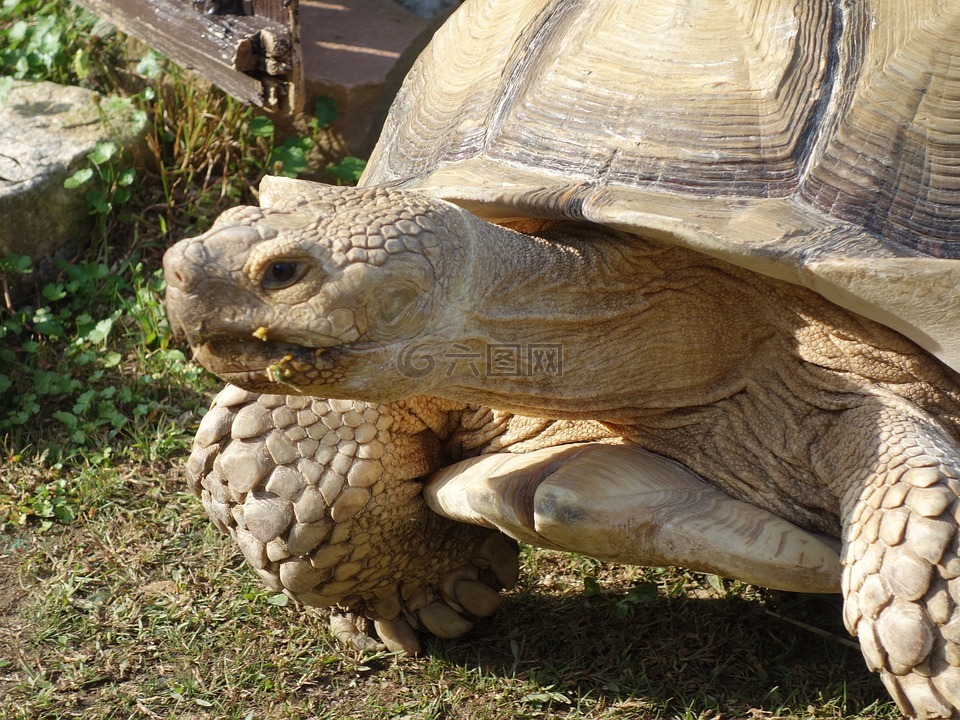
(252, 0, 292, 24)
(70, 0, 300, 110)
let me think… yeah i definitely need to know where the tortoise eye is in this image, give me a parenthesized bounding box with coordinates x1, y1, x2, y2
(262, 261, 304, 289)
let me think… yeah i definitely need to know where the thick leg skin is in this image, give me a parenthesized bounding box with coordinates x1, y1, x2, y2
(839, 401, 960, 718)
(186, 384, 519, 653)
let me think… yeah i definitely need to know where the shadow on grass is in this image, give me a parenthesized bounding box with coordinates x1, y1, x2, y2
(0, 474, 896, 719)
(426, 588, 892, 717)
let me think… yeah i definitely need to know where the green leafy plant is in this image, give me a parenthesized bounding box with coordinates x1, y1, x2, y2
(248, 114, 312, 178)
(1, 1, 81, 80)
(313, 97, 367, 183)
(60, 94, 148, 253)
(0, 256, 207, 493)
(247, 98, 367, 182)
(583, 574, 658, 619)
(0, 0, 120, 94)
(0, 470, 77, 531)
(64, 140, 136, 212)
(0, 252, 31, 309)
(326, 155, 366, 184)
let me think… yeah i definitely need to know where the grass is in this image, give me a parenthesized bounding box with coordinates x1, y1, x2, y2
(0, 1, 901, 718)
(2, 495, 897, 719)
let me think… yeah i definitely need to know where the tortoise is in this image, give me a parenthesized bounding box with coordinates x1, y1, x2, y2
(162, 0, 960, 715)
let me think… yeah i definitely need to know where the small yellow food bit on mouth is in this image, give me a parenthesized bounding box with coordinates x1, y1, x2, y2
(252, 326, 269, 341)
(266, 354, 294, 383)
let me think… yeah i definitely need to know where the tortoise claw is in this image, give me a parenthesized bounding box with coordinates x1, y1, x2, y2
(473, 533, 521, 589)
(373, 617, 421, 654)
(417, 601, 474, 639)
(454, 579, 504, 617)
(329, 611, 386, 653)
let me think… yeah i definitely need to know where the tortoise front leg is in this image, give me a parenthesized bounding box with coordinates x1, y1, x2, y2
(838, 399, 960, 717)
(186, 384, 519, 653)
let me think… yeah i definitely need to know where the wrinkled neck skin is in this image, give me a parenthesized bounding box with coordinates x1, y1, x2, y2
(417, 219, 960, 533)
(426, 220, 753, 416)
(435, 219, 931, 420)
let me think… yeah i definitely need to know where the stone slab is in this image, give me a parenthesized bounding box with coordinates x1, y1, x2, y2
(0, 80, 146, 301)
(301, 0, 455, 154)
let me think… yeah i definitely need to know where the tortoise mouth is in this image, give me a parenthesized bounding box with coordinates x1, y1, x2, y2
(192, 337, 333, 393)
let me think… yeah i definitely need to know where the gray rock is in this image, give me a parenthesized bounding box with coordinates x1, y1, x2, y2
(0, 80, 146, 301)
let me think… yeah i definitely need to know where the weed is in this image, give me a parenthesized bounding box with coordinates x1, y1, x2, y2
(248, 97, 367, 181)
(311, 97, 368, 183)
(248, 113, 313, 178)
(327, 154, 367, 184)
(0, 253, 31, 309)
(0, 470, 75, 530)
(0, 0, 123, 97)
(0, 255, 211, 528)
(142, 60, 314, 239)
(63, 139, 139, 253)
(582, 574, 658, 619)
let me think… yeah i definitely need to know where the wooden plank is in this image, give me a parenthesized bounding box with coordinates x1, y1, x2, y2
(252, 0, 292, 23)
(70, 0, 300, 110)
(191, 1, 246, 13)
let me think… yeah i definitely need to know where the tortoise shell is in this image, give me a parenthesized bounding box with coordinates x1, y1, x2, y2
(352, 0, 960, 372)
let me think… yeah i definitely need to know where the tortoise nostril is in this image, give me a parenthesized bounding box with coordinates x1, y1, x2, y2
(163, 266, 187, 291)
(163, 245, 191, 290)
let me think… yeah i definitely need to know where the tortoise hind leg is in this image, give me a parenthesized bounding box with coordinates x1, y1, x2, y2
(838, 400, 960, 717)
(425, 443, 841, 592)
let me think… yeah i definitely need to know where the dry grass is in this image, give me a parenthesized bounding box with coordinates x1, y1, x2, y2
(0, 466, 897, 719)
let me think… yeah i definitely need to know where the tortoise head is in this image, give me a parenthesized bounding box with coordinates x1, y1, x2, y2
(163, 185, 476, 399)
